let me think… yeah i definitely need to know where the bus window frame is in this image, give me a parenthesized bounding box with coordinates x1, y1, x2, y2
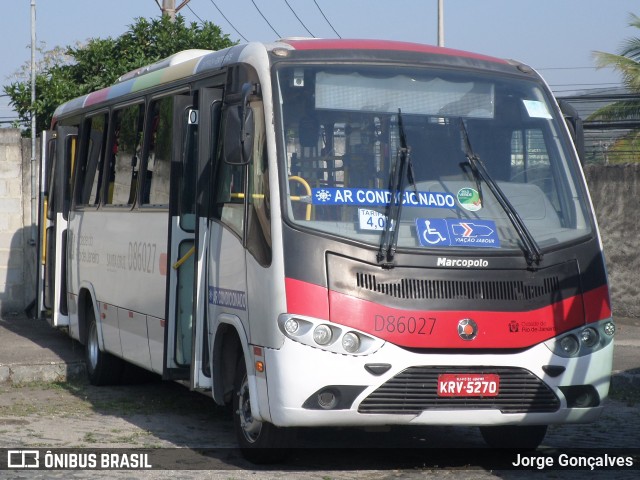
(72, 110, 109, 211)
(140, 87, 193, 211)
(102, 100, 145, 210)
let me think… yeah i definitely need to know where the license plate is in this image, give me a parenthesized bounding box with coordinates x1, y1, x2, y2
(437, 373, 500, 397)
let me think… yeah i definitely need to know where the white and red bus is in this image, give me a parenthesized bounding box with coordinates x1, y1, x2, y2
(37, 39, 615, 461)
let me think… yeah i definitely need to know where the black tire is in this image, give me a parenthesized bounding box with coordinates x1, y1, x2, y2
(479, 425, 547, 449)
(85, 307, 124, 386)
(232, 358, 295, 464)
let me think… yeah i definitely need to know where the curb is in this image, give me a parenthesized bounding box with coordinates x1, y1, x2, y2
(0, 361, 85, 385)
(611, 370, 640, 390)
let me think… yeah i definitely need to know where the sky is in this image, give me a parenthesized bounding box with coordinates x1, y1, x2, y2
(0, 0, 635, 126)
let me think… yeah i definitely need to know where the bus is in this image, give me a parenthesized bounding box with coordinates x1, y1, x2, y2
(37, 39, 615, 461)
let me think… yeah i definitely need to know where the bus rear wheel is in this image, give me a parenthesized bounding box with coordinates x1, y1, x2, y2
(232, 359, 294, 464)
(85, 308, 123, 386)
(479, 425, 547, 449)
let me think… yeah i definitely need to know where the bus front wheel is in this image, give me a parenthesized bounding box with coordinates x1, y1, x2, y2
(232, 359, 294, 464)
(479, 425, 547, 449)
(85, 308, 124, 386)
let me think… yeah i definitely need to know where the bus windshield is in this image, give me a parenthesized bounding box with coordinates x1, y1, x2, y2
(275, 64, 592, 256)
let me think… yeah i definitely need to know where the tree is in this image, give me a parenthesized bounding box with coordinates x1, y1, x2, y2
(591, 13, 640, 122)
(589, 13, 640, 163)
(4, 15, 236, 134)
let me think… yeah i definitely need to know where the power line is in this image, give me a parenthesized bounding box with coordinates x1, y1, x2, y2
(186, 3, 205, 23)
(313, 0, 341, 38)
(552, 84, 624, 94)
(550, 82, 622, 87)
(250, 0, 281, 38)
(283, 0, 315, 37)
(538, 66, 602, 71)
(209, 0, 249, 42)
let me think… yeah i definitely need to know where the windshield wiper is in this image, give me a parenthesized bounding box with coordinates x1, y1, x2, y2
(459, 119, 542, 266)
(377, 109, 416, 267)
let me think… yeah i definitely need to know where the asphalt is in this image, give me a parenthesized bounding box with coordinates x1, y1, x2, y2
(0, 312, 638, 386)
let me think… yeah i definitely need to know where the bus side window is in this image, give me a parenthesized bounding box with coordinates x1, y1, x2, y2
(75, 114, 107, 207)
(106, 103, 144, 206)
(213, 105, 247, 238)
(141, 98, 172, 206)
(246, 102, 271, 266)
(510, 129, 559, 204)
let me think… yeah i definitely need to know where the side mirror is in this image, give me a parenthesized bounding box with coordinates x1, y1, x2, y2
(558, 99, 585, 165)
(223, 83, 255, 166)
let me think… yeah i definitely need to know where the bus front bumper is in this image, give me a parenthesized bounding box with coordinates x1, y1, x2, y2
(258, 336, 612, 428)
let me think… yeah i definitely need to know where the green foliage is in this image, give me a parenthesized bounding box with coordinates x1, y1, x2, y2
(591, 13, 640, 122)
(589, 13, 640, 163)
(3, 15, 236, 135)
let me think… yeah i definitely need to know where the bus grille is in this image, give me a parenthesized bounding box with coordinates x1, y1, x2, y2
(358, 366, 560, 414)
(356, 272, 560, 302)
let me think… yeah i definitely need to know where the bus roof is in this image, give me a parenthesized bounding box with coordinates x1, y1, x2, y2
(277, 38, 508, 65)
(51, 39, 516, 125)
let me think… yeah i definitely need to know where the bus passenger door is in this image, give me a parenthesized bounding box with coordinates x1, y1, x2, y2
(164, 88, 223, 392)
(191, 87, 224, 390)
(38, 127, 77, 326)
(37, 131, 54, 320)
(164, 94, 198, 381)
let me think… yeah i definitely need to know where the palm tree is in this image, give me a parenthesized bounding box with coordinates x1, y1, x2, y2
(589, 13, 640, 163)
(591, 13, 640, 121)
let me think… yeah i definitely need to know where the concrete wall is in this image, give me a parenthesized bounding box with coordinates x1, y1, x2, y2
(0, 129, 37, 314)
(584, 164, 640, 318)
(0, 129, 637, 318)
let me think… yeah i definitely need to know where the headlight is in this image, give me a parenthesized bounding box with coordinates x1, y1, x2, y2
(342, 332, 361, 353)
(603, 321, 616, 336)
(313, 325, 333, 345)
(579, 328, 599, 348)
(545, 319, 614, 358)
(559, 335, 579, 356)
(277, 314, 384, 356)
(284, 318, 300, 334)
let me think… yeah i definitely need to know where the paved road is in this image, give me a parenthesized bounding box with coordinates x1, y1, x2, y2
(0, 313, 637, 479)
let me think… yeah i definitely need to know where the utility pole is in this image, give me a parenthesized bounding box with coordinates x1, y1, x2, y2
(437, 0, 445, 47)
(158, 0, 191, 21)
(162, 0, 176, 21)
(30, 0, 37, 244)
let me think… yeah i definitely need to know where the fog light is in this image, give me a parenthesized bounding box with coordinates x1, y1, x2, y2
(284, 318, 299, 334)
(317, 390, 338, 409)
(313, 325, 333, 345)
(559, 335, 579, 356)
(580, 327, 599, 348)
(342, 332, 360, 353)
(559, 385, 600, 408)
(603, 321, 616, 336)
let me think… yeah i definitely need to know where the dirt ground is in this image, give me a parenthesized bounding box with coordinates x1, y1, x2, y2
(0, 375, 638, 478)
(0, 377, 235, 449)
(0, 314, 638, 478)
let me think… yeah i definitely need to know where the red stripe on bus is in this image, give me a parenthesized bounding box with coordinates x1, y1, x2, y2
(327, 290, 593, 349)
(159, 253, 168, 276)
(282, 39, 508, 64)
(84, 88, 110, 108)
(285, 277, 611, 349)
(582, 284, 612, 323)
(284, 277, 330, 320)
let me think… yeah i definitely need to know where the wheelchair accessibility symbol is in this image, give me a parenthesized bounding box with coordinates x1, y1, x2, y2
(416, 219, 449, 246)
(415, 218, 501, 248)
